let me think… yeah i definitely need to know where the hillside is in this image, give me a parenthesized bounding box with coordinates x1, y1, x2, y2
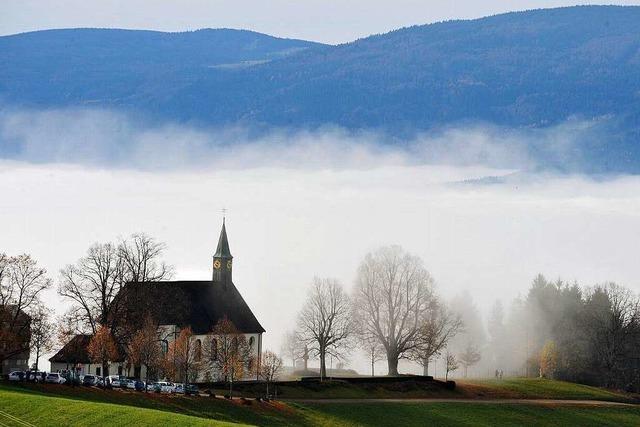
(1, 380, 639, 426)
(1, 6, 640, 171)
(0, 28, 322, 109)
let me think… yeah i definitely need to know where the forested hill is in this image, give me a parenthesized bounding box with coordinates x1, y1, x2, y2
(1, 6, 640, 171)
(0, 28, 324, 108)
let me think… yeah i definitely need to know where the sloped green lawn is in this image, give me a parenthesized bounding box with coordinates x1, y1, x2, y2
(296, 401, 640, 427)
(0, 385, 239, 426)
(460, 378, 634, 402)
(1, 380, 639, 426)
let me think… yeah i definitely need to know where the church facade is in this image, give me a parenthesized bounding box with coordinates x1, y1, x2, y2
(50, 220, 265, 382)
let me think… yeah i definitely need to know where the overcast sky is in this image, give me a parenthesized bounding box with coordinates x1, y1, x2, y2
(2, 1, 639, 43)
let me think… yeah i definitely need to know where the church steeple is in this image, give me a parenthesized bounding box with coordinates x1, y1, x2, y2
(212, 218, 233, 285)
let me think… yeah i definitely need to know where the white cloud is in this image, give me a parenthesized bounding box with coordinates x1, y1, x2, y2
(0, 106, 606, 172)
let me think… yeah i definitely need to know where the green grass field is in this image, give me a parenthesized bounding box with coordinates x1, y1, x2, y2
(212, 377, 635, 402)
(1, 380, 639, 426)
(458, 378, 635, 402)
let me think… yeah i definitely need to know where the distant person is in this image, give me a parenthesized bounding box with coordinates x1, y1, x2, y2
(499, 369, 504, 380)
(495, 369, 499, 379)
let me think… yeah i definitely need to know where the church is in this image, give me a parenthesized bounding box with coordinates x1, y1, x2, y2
(50, 220, 265, 382)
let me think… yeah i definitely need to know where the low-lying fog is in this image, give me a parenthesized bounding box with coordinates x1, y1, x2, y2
(1, 107, 639, 375)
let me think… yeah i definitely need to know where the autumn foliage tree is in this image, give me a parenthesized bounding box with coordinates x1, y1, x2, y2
(208, 317, 253, 397)
(128, 316, 162, 387)
(87, 325, 119, 377)
(539, 340, 559, 378)
(165, 327, 202, 385)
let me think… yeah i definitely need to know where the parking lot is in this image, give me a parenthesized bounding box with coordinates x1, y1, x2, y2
(6, 370, 201, 396)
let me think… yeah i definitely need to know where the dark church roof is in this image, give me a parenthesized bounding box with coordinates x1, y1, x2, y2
(49, 334, 92, 364)
(121, 280, 265, 334)
(49, 334, 127, 364)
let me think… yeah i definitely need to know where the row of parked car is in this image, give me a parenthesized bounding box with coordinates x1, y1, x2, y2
(7, 370, 199, 395)
(8, 371, 66, 384)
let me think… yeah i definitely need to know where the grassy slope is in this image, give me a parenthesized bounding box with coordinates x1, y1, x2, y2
(0, 386, 237, 426)
(1, 380, 639, 426)
(297, 402, 640, 427)
(212, 377, 635, 402)
(458, 378, 634, 402)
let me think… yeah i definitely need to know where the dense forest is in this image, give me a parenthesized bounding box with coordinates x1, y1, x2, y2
(474, 275, 640, 390)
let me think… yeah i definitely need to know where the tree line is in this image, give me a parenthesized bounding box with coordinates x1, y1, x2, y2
(486, 274, 640, 391)
(284, 247, 640, 390)
(287, 245, 465, 380)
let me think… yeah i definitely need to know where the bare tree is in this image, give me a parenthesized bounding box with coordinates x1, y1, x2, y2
(259, 350, 283, 397)
(59, 242, 123, 334)
(297, 278, 352, 380)
(445, 351, 459, 381)
(207, 318, 252, 397)
(118, 233, 173, 283)
(458, 342, 481, 378)
(58, 234, 172, 341)
(87, 324, 119, 377)
(352, 246, 435, 375)
(409, 301, 463, 376)
(280, 330, 305, 368)
(0, 254, 51, 370)
(127, 316, 163, 388)
(361, 337, 385, 377)
(30, 302, 54, 371)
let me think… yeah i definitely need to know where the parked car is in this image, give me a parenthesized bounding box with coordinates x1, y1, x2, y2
(134, 380, 146, 391)
(45, 373, 66, 384)
(153, 381, 175, 393)
(185, 384, 199, 396)
(8, 371, 24, 381)
(28, 371, 46, 382)
(106, 375, 121, 388)
(82, 375, 98, 386)
(95, 376, 105, 388)
(174, 383, 185, 394)
(123, 379, 137, 389)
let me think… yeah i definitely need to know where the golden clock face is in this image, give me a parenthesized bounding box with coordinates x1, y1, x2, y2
(213, 259, 221, 269)
(226, 260, 232, 270)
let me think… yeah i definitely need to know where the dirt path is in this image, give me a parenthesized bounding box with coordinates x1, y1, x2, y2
(283, 398, 637, 407)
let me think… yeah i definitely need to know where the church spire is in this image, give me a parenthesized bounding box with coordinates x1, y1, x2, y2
(214, 217, 232, 259)
(212, 218, 233, 285)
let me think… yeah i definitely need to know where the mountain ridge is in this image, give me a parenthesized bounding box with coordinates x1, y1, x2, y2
(1, 6, 640, 172)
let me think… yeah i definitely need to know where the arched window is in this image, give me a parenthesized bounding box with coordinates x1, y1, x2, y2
(195, 339, 202, 362)
(210, 338, 218, 361)
(161, 340, 169, 355)
(249, 336, 255, 348)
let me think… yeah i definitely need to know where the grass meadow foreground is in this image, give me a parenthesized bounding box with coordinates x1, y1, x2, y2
(1, 379, 639, 426)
